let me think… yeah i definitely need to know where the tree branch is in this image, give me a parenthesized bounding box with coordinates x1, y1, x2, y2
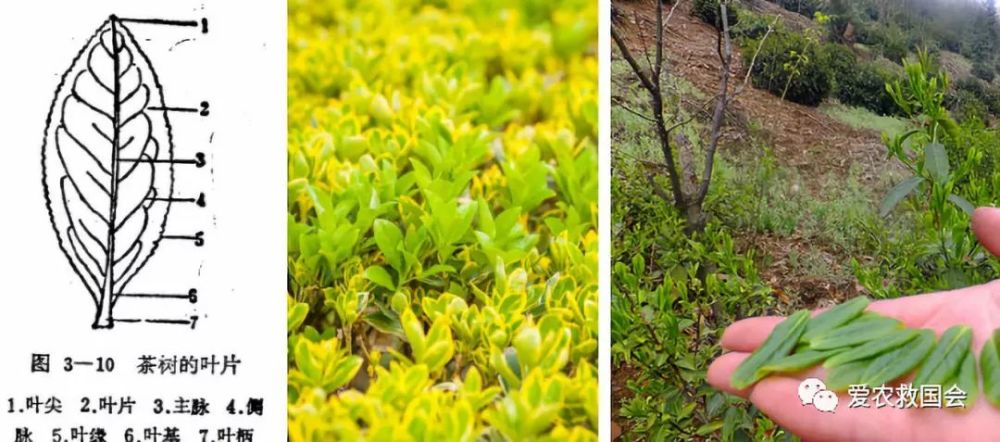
(633, 11, 656, 79)
(695, 0, 734, 206)
(614, 100, 656, 123)
(665, 115, 695, 135)
(611, 5, 687, 209)
(654, 0, 684, 80)
(611, 24, 656, 96)
(730, 14, 780, 103)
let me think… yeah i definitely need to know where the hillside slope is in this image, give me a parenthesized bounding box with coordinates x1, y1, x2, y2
(614, 0, 892, 184)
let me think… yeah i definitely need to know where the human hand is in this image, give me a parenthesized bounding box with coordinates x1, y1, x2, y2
(707, 207, 1000, 441)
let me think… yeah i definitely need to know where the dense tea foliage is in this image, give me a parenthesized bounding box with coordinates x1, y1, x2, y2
(286, 0, 598, 440)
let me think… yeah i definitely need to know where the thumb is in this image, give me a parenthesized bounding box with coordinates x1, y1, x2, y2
(973, 207, 1000, 258)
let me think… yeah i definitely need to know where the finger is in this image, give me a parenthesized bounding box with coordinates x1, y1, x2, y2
(748, 376, 914, 442)
(720, 316, 784, 352)
(706, 352, 752, 397)
(973, 207, 1000, 259)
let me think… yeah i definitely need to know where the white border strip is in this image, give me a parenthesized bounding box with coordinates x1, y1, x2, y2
(598, 0, 612, 439)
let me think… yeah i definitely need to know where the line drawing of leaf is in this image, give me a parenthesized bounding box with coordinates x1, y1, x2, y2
(42, 16, 174, 329)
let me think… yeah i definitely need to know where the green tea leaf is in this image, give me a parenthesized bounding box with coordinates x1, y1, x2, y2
(758, 349, 841, 375)
(924, 142, 950, 184)
(696, 421, 725, 436)
(951, 349, 978, 409)
(809, 316, 903, 350)
(824, 328, 918, 368)
(800, 296, 870, 343)
(948, 194, 975, 217)
(861, 329, 935, 387)
(981, 329, 1000, 406)
(879, 176, 924, 217)
(826, 359, 871, 391)
(731, 310, 810, 390)
(913, 325, 972, 388)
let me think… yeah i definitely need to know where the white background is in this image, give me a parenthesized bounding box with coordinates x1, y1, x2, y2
(0, 1, 286, 439)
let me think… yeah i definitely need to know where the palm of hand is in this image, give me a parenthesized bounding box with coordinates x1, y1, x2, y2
(707, 208, 1000, 442)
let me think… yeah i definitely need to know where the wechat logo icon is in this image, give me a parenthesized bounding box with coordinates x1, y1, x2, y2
(799, 378, 838, 413)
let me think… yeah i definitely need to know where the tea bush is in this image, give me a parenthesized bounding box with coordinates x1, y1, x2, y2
(611, 218, 782, 440)
(611, 172, 783, 440)
(745, 32, 832, 106)
(823, 43, 857, 84)
(836, 62, 901, 116)
(972, 61, 996, 82)
(286, 0, 598, 440)
(860, 24, 909, 64)
(771, 0, 823, 17)
(951, 77, 1000, 117)
(610, 91, 787, 439)
(951, 90, 989, 123)
(692, 0, 740, 30)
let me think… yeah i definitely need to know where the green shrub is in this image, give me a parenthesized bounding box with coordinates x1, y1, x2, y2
(692, 0, 739, 30)
(954, 77, 987, 97)
(772, 0, 822, 17)
(950, 77, 1000, 118)
(854, 23, 879, 46)
(870, 51, 998, 294)
(732, 9, 775, 39)
(952, 120, 1000, 206)
(879, 30, 908, 64)
(746, 32, 832, 106)
(972, 62, 996, 82)
(950, 90, 989, 123)
(611, 147, 779, 440)
(986, 87, 1000, 116)
(860, 24, 908, 64)
(823, 43, 857, 84)
(836, 62, 901, 116)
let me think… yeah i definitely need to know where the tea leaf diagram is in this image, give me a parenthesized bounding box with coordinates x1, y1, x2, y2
(42, 16, 180, 329)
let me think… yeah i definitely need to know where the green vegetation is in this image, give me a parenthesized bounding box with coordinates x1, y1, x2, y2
(972, 61, 996, 82)
(820, 0, 997, 64)
(746, 31, 832, 106)
(612, 62, 786, 440)
(773, 0, 823, 17)
(727, 0, 1000, 122)
(693, 0, 740, 29)
(730, 310, 810, 389)
(867, 52, 1000, 294)
(834, 62, 903, 116)
(821, 103, 908, 136)
(613, 1, 1000, 440)
(981, 330, 1000, 406)
(287, 0, 598, 440)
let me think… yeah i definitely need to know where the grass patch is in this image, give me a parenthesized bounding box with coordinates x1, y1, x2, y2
(821, 103, 910, 138)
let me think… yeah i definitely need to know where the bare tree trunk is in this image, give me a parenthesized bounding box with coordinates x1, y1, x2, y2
(684, 204, 707, 235)
(610, 0, 770, 235)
